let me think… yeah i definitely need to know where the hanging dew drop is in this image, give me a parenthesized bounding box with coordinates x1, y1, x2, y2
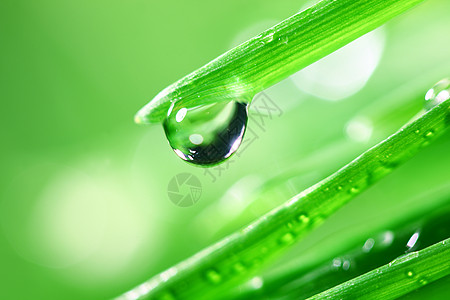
(424, 78, 450, 110)
(163, 100, 248, 166)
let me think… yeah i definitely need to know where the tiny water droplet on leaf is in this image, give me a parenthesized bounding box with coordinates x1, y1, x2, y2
(261, 30, 275, 44)
(350, 187, 359, 194)
(278, 36, 289, 45)
(424, 130, 434, 138)
(205, 269, 222, 284)
(424, 78, 450, 110)
(163, 100, 248, 166)
(279, 232, 295, 245)
(232, 262, 246, 273)
(297, 214, 310, 224)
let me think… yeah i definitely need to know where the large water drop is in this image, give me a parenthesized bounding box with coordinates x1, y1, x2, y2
(163, 100, 248, 166)
(424, 78, 450, 110)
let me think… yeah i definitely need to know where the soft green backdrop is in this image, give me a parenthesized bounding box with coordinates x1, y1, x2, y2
(1, 0, 449, 299)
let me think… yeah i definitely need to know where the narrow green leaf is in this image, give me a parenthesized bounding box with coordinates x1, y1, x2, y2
(118, 95, 450, 299)
(308, 238, 450, 300)
(135, 0, 425, 124)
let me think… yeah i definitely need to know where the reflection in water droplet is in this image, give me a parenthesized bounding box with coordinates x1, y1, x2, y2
(163, 100, 248, 166)
(205, 269, 222, 284)
(406, 270, 414, 278)
(424, 78, 450, 110)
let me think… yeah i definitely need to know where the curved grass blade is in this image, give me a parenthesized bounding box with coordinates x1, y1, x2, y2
(308, 238, 450, 300)
(118, 94, 450, 299)
(135, 0, 425, 124)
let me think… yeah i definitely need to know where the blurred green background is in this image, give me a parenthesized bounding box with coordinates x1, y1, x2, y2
(1, 0, 449, 299)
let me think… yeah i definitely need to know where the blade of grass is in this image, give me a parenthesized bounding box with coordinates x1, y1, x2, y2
(308, 238, 450, 300)
(229, 200, 450, 299)
(135, 0, 425, 124)
(118, 94, 450, 300)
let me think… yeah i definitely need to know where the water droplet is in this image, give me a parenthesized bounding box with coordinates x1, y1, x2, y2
(342, 260, 351, 271)
(362, 238, 375, 252)
(232, 262, 246, 273)
(406, 270, 414, 277)
(163, 100, 248, 166)
(424, 78, 450, 110)
(297, 214, 310, 224)
(332, 258, 342, 268)
(279, 232, 295, 244)
(337, 186, 343, 191)
(418, 278, 428, 286)
(260, 30, 275, 44)
(205, 269, 222, 284)
(424, 130, 434, 138)
(350, 187, 359, 194)
(278, 36, 289, 45)
(406, 232, 420, 251)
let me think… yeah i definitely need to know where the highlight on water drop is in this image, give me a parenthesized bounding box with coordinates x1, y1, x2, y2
(424, 78, 450, 110)
(163, 99, 249, 166)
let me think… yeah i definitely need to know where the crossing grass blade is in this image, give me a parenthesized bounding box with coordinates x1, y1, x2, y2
(308, 238, 450, 300)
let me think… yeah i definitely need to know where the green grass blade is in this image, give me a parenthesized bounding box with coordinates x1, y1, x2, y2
(229, 200, 450, 299)
(118, 95, 450, 299)
(135, 0, 425, 124)
(308, 238, 450, 300)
